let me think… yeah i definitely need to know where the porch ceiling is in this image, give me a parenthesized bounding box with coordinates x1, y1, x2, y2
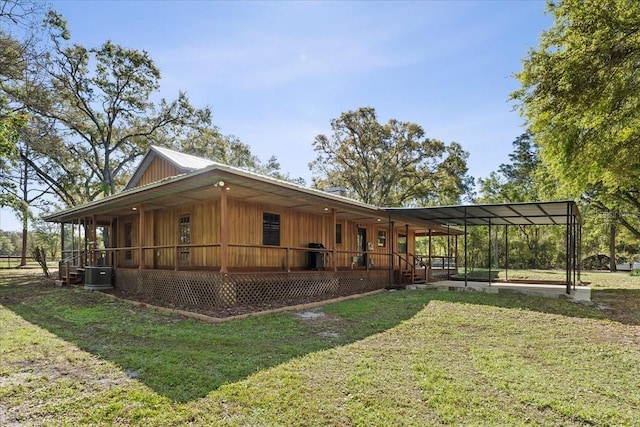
(43, 165, 431, 229)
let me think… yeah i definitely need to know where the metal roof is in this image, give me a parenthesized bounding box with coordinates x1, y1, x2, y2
(123, 146, 217, 190)
(385, 201, 581, 226)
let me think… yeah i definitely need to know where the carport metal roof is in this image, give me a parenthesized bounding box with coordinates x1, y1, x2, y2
(385, 200, 582, 294)
(385, 201, 581, 227)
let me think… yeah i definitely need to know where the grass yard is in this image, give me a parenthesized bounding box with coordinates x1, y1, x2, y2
(1, 270, 639, 426)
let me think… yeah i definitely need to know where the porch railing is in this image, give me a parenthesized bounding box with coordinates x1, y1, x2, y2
(84, 243, 394, 272)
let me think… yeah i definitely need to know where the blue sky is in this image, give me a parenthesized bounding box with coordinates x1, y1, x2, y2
(1, 0, 552, 231)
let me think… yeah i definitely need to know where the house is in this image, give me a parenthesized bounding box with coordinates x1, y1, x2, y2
(44, 146, 460, 309)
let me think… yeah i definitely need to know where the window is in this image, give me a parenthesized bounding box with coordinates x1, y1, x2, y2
(398, 234, 407, 254)
(335, 223, 342, 244)
(263, 213, 280, 246)
(124, 222, 132, 260)
(179, 215, 191, 262)
(377, 230, 386, 247)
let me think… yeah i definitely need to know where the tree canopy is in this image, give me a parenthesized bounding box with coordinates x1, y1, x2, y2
(512, 0, 640, 243)
(0, 11, 212, 207)
(309, 107, 473, 207)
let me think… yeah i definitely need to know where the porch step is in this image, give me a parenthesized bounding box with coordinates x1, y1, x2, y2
(62, 268, 85, 286)
(402, 271, 426, 284)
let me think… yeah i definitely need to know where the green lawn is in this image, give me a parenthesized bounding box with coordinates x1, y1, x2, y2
(1, 270, 639, 426)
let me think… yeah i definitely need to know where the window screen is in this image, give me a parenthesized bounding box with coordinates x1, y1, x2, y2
(263, 213, 280, 246)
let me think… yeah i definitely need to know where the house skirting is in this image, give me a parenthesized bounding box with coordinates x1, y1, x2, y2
(114, 269, 390, 309)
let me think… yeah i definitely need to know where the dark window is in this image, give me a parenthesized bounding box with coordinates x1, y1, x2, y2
(377, 230, 386, 247)
(179, 215, 191, 262)
(398, 234, 407, 254)
(336, 223, 342, 244)
(263, 213, 280, 246)
(124, 222, 132, 260)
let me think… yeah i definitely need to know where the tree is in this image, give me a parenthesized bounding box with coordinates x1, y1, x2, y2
(167, 125, 304, 185)
(512, 0, 640, 234)
(1, 12, 212, 206)
(476, 133, 567, 269)
(309, 107, 473, 206)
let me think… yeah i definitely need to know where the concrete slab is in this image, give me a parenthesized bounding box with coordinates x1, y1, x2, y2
(413, 280, 591, 302)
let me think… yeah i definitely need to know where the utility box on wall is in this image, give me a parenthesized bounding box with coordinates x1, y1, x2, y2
(84, 266, 113, 290)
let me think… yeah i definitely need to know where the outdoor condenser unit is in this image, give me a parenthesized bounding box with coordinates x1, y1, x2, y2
(84, 266, 113, 290)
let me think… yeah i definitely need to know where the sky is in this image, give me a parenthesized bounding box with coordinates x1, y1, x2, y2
(1, 0, 553, 231)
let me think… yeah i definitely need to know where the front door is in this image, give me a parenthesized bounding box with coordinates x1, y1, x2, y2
(357, 227, 367, 267)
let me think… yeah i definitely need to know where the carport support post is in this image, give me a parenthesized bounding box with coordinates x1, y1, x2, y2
(428, 227, 432, 282)
(447, 225, 451, 280)
(464, 206, 468, 287)
(565, 203, 570, 294)
(577, 222, 582, 283)
(505, 225, 509, 282)
(488, 218, 491, 285)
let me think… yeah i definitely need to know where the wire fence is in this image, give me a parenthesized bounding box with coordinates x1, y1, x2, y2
(0, 256, 36, 269)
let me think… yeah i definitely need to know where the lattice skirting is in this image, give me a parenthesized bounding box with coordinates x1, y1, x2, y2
(114, 269, 390, 309)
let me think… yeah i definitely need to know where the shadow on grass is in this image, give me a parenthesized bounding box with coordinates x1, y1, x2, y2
(591, 288, 640, 326)
(1, 272, 428, 403)
(2, 271, 637, 403)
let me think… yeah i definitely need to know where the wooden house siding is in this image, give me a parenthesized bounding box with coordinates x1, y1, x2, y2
(136, 157, 181, 188)
(113, 194, 417, 271)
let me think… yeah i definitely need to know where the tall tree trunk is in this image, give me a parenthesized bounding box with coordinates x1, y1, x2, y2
(20, 215, 27, 267)
(609, 219, 616, 271)
(19, 158, 28, 267)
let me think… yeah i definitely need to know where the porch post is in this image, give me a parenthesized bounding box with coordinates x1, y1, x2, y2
(388, 215, 393, 288)
(78, 218, 83, 266)
(60, 222, 65, 280)
(219, 184, 229, 274)
(149, 211, 155, 269)
(110, 217, 115, 268)
(332, 208, 337, 272)
(92, 214, 97, 266)
(138, 204, 145, 269)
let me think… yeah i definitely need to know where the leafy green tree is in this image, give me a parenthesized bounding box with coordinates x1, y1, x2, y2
(477, 133, 568, 269)
(310, 107, 473, 206)
(31, 220, 59, 259)
(0, 233, 16, 255)
(165, 125, 305, 185)
(1, 12, 212, 206)
(512, 0, 640, 238)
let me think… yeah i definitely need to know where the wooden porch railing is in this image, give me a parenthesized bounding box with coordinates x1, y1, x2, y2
(395, 253, 458, 285)
(59, 250, 87, 286)
(87, 243, 392, 272)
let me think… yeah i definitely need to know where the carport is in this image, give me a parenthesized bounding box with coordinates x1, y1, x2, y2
(385, 201, 582, 295)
